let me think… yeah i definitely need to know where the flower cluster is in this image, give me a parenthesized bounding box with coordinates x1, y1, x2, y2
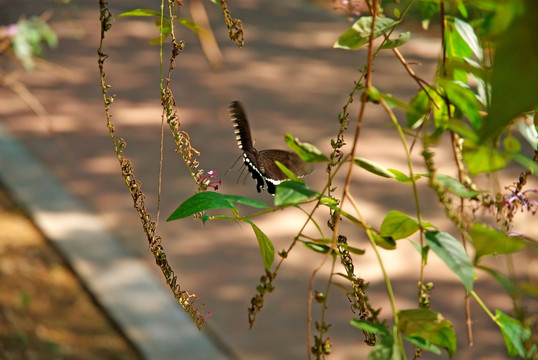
(196, 170, 221, 191)
(502, 186, 538, 218)
(333, 0, 366, 17)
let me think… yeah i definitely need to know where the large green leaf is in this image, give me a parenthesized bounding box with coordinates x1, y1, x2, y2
(482, 0, 538, 141)
(167, 192, 236, 221)
(274, 180, 318, 206)
(334, 16, 398, 50)
(425, 230, 475, 292)
(167, 192, 267, 221)
(399, 308, 457, 357)
(470, 223, 525, 263)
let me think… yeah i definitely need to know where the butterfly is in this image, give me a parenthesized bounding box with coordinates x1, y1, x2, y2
(229, 101, 313, 194)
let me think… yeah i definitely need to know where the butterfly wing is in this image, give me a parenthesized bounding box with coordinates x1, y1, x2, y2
(229, 101, 313, 194)
(229, 101, 255, 153)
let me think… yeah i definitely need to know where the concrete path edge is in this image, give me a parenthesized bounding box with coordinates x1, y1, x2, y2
(0, 122, 231, 360)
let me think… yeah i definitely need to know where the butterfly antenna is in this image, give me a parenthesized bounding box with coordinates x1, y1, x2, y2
(224, 153, 243, 177)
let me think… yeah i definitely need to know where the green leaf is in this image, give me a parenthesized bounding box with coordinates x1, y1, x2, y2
(175, 18, 203, 35)
(167, 192, 236, 221)
(470, 223, 526, 262)
(418, 1, 439, 29)
(462, 139, 508, 175)
(399, 308, 457, 357)
(425, 230, 475, 292)
(387, 169, 423, 183)
(403, 336, 441, 355)
(407, 87, 431, 128)
(350, 319, 389, 336)
(367, 87, 419, 115)
(274, 161, 302, 182)
(482, 0, 538, 141)
(516, 120, 538, 148)
(454, 17, 483, 61)
(284, 133, 328, 163)
(274, 180, 318, 206)
(354, 157, 395, 179)
(380, 31, 410, 50)
(434, 173, 485, 198)
(117, 8, 162, 17)
(368, 329, 401, 360)
(446, 118, 480, 142)
(334, 16, 398, 50)
(371, 232, 397, 250)
(437, 78, 482, 129)
(167, 192, 267, 221)
(245, 220, 274, 271)
(496, 309, 531, 357)
(302, 241, 332, 254)
(380, 211, 420, 240)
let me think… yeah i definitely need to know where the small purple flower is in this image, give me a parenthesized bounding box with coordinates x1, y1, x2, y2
(197, 170, 221, 191)
(6, 24, 18, 37)
(502, 186, 538, 217)
(333, 0, 365, 17)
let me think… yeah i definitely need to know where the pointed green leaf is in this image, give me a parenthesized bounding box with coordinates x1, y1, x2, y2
(434, 173, 486, 198)
(117, 8, 162, 17)
(496, 309, 530, 357)
(167, 192, 236, 221)
(334, 16, 398, 50)
(380, 211, 420, 240)
(302, 241, 332, 254)
(426, 230, 475, 292)
(470, 223, 525, 262)
(284, 133, 328, 163)
(350, 319, 389, 336)
(387, 169, 423, 183)
(221, 194, 268, 209)
(354, 157, 396, 179)
(454, 17, 483, 61)
(245, 220, 274, 271)
(399, 308, 457, 357)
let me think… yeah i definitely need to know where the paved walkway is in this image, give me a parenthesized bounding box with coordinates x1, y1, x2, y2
(1, 0, 536, 359)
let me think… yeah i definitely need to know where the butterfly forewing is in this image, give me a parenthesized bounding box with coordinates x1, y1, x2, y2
(229, 101, 255, 153)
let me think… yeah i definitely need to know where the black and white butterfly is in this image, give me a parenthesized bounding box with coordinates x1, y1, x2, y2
(229, 101, 313, 195)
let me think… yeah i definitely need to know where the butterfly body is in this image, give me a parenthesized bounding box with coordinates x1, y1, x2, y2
(229, 101, 313, 194)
